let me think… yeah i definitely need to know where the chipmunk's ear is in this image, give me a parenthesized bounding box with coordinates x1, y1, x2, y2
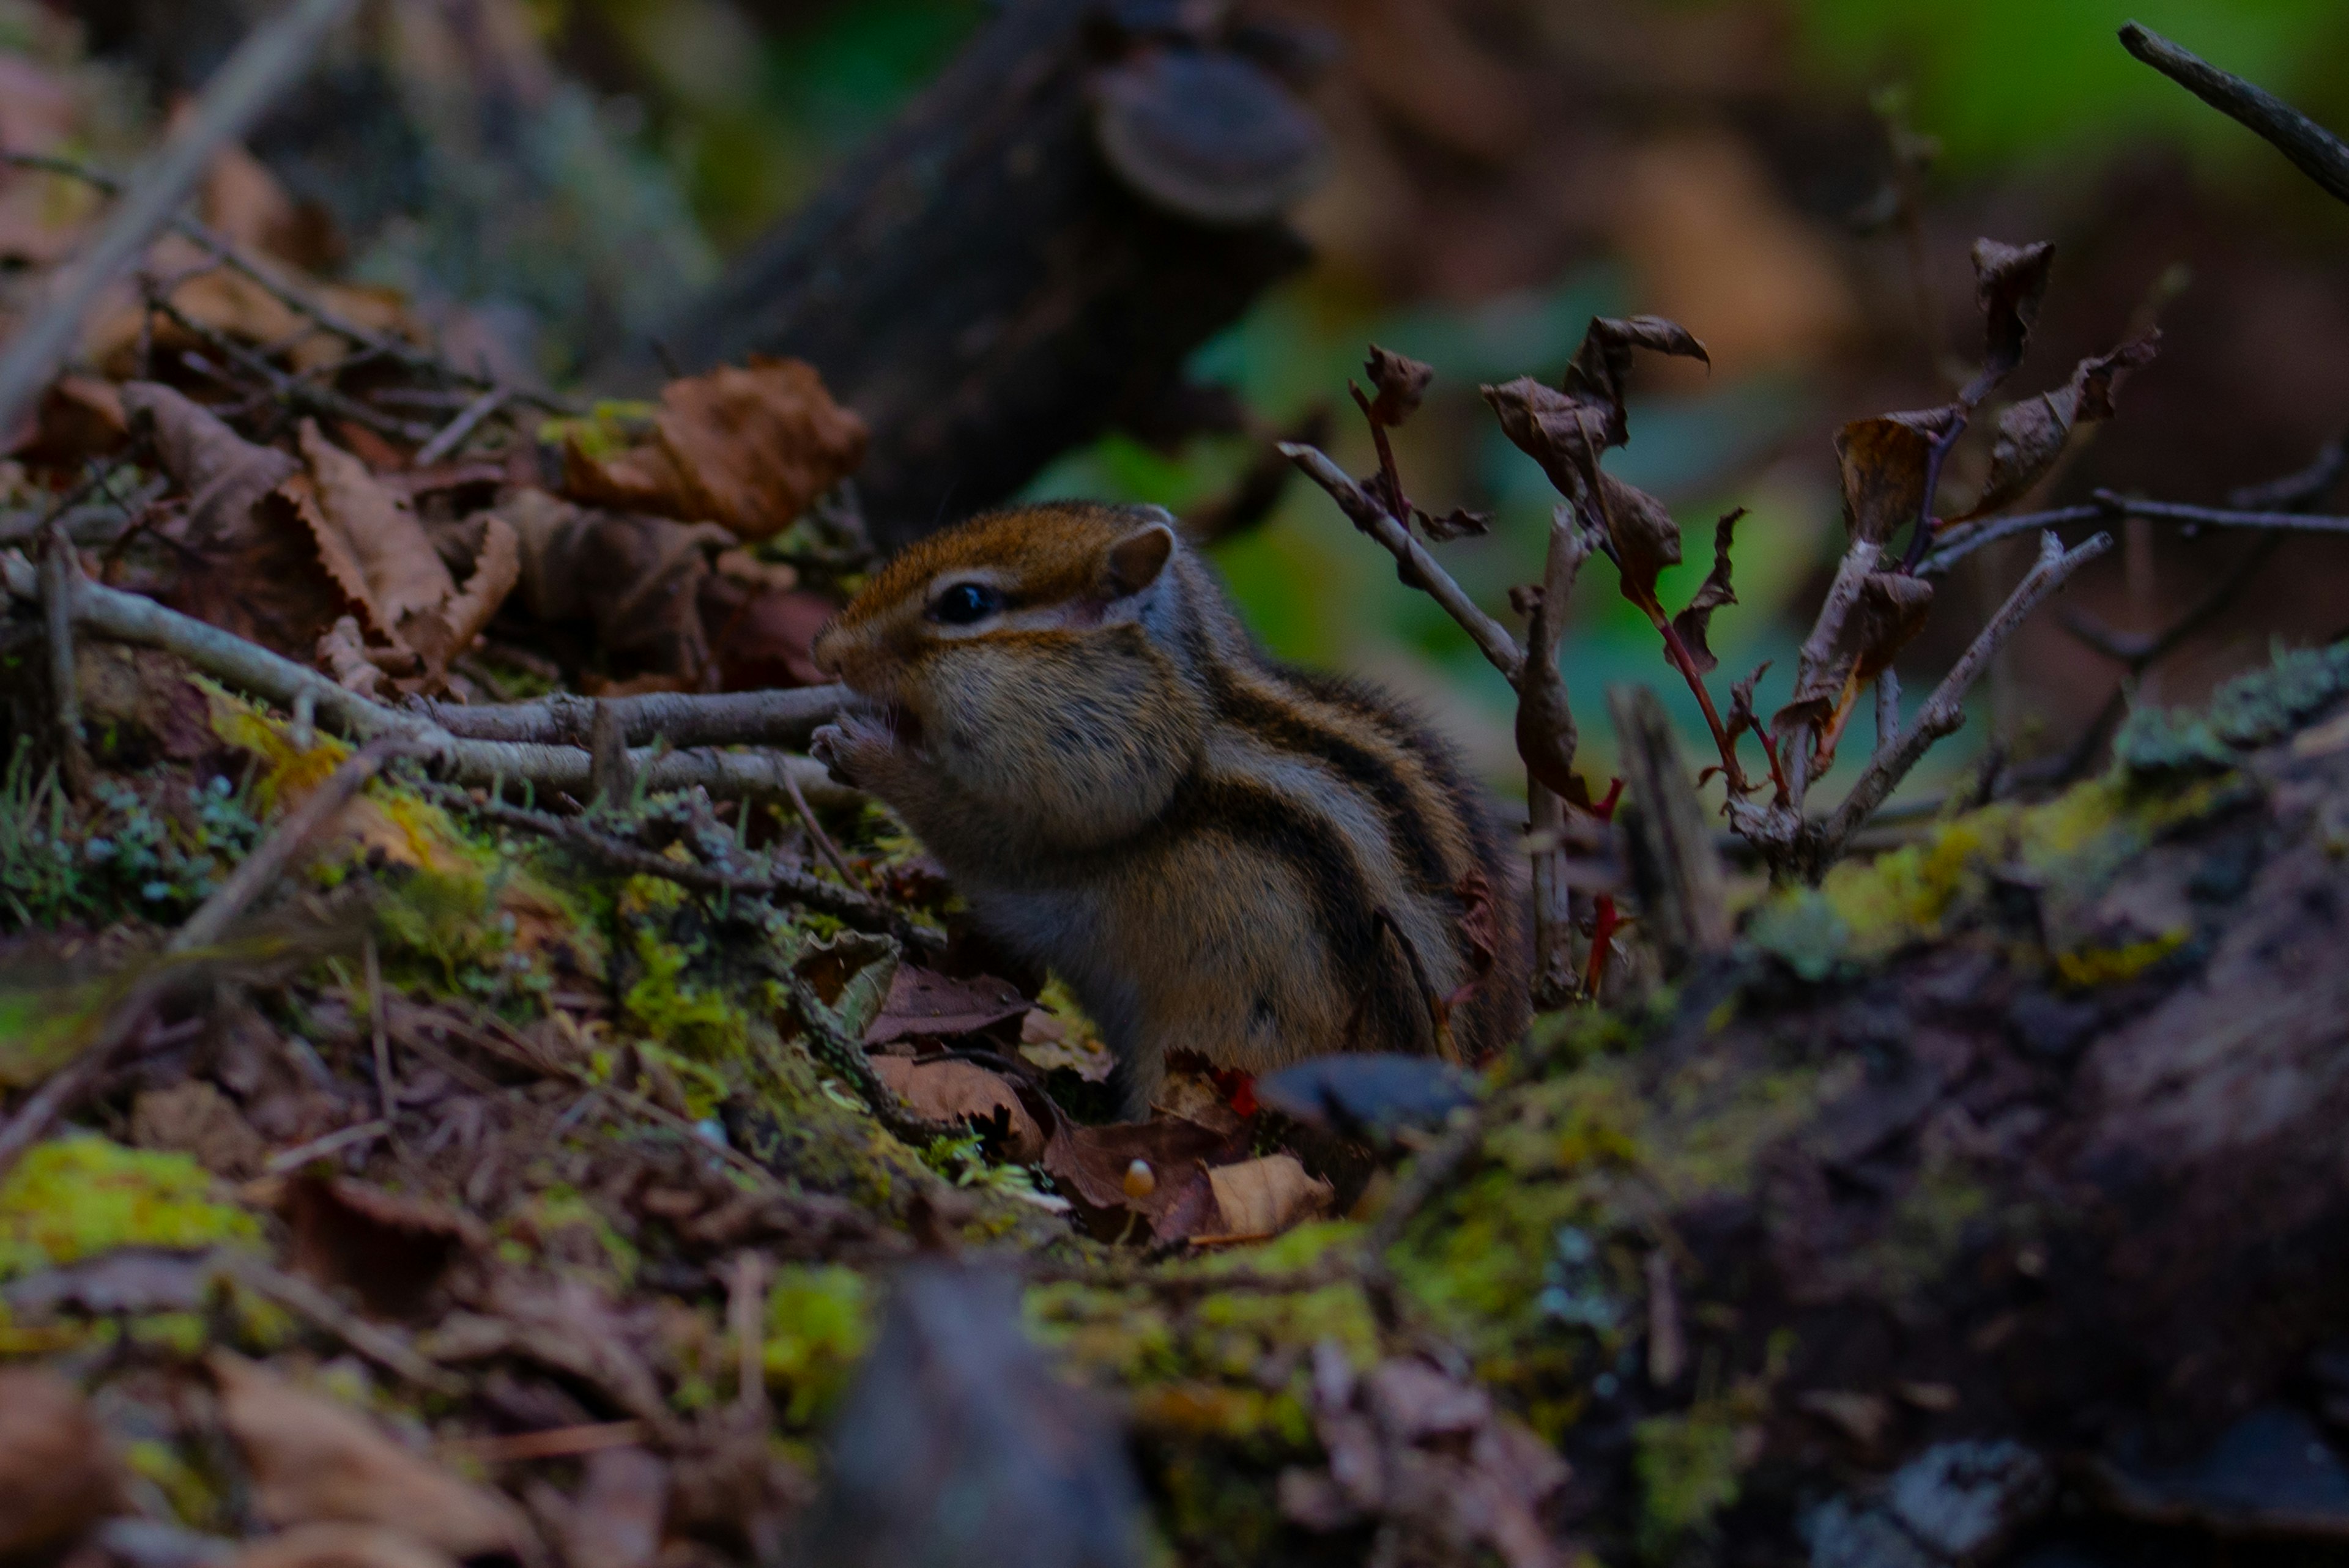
(1105, 518, 1176, 597)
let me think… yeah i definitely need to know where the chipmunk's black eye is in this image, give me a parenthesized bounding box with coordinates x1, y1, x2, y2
(931, 582, 1002, 625)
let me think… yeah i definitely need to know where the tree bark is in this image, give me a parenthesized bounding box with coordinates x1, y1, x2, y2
(1480, 689, 2349, 1561)
(604, 0, 1313, 549)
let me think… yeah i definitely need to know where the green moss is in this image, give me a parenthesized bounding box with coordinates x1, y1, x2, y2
(126, 1438, 221, 1529)
(763, 1264, 873, 1427)
(1634, 1400, 1750, 1559)
(1866, 1159, 1993, 1300)
(0, 1136, 258, 1280)
(1393, 1167, 1591, 1356)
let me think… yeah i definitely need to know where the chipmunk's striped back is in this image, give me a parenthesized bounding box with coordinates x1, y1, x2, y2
(811, 501, 1527, 1115)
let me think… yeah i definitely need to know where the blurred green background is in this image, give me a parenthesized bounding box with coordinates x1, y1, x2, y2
(32, 0, 2349, 804)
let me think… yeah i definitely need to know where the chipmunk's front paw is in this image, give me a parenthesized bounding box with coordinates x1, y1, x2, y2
(810, 714, 896, 787)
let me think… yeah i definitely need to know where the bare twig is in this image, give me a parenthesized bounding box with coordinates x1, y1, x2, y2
(40, 523, 91, 796)
(2118, 21, 2349, 206)
(1920, 495, 2349, 577)
(413, 386, 509, 467)
(144, 289, 432, 444)
(729, 1252, 771, 1420)
(777, 969, 956, 1145)
(782, 766, 859, 886)
(1278, 443, 1523, 681)
(0, 559, 858, 811)
(428, 783, 943, 953)
(1824, 531, 2111, 851)
(0, 734, 399, 1183)
(420, 685, 849, 750)
(0, 0, 360, 435)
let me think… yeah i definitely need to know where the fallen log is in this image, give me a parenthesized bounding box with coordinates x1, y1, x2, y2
(1384, 646, 2349, 1562)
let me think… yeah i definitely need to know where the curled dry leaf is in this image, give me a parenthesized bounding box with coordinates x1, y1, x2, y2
(558, 358, 867, 542)
(209, 1352, 537, 1561)
(497, 488, 730, 684)
(1668, 509, 1743, 675)
(1560, 315, 1710, 449)
(1969, 333, 2161, 518)
(869, 1057, 1044, 1163)
(290, 421, 519, 682)
(1848, 572, 1936, 686)
(1362, 345, 1434, 427)
(1961, 238, 2057, 407)
(226, 1523, 458, 1568)
(1835, 408, 1962, 545)
(0, 1366, 123, 1561)
(1414, 505, 1493, 542)
(864, 967, 1030, 1046)
(120, 381, 297, 550)
(1201, 1154, 1332, 1239)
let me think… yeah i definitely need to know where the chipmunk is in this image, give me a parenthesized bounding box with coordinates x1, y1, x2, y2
(809, 501, 1527, 1118)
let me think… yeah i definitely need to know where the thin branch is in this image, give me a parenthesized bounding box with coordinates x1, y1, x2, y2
(420, 684, 849, 750)
(2085, 490, 2349, 536)
(1280, 443, 1523, 681)
(0, 0, 360, 435)
(413, 386, 509, 467)
(1921, 495, 2349, 577)
(1824, 530, 2111, 851)
(0, 558, 858, 811)
(40, 523, 91, 796)
(428, 784, 942, 953)
(2118, 21, 2349, 206)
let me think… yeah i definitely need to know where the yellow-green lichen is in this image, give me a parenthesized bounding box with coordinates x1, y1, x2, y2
(2054, 929, 2188, 988)
(0, 1136, 258, 1280)
(1634, 1398, 1753, 1559)
(762, 1263, 872, 1427)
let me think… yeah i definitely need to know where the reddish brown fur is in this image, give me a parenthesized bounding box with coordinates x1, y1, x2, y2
(811, 501, 1528, 1116)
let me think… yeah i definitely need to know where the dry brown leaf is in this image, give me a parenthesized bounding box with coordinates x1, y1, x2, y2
(870, 1057, 1044, 1163)
(210, 1352, 536, 1560)
(281, 1175, 488, 1320)
(8, 375, 128, 468)
(0, 1366, 122, 1560)
(560, 358, 867, 541)
(291, 421, 519, 680)
(866, 969, 1030, 1045)
(121, 381, 298, 549)
(227, 1523, 458, 1568)
(1203, 1154, 1332, 1239)
(130, 1080, 267, 1180)
(499, 488, 729, 682)
(1668, 509, 1743, 675)
(122, 383, 349, 656)
(1041, 1115, 1242, 1243)
(297, 420, 456, 627)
